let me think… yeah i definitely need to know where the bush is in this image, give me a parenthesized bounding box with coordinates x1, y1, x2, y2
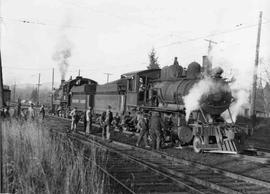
(2, 119, 107, 193)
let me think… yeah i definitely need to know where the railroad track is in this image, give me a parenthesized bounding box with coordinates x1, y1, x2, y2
(48, 115, 270, 194)
(254, 147, 270, 153)
(253, 147, 270, 158)
(51, 128, 216, 194)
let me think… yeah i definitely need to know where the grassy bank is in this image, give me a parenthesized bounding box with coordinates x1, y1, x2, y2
(2, 119, 107, 194)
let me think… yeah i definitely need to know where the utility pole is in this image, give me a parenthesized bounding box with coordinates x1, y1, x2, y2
(205, 39, 217, 61)
(104, 73, 112, 83)
(51, 68, 54, 112)
(37, 73, 41, 106)
(78, 69, 80, 76)
(0, 51, 4, 193)
(0, 9, 5, 191)
(13, 82, 16, 102)
(250, 11, 263, 134)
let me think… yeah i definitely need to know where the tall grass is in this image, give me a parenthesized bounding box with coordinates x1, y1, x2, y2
(2, 119, 108, 194)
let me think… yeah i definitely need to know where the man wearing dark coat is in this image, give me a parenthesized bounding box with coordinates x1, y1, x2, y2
(103, 105, 113, 140)
(149, 111, 164, 150)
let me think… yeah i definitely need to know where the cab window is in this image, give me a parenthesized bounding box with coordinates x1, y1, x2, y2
(128, 76, 135, 92)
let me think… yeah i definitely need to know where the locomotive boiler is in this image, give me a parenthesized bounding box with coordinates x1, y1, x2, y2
(153, 62, 232, 116)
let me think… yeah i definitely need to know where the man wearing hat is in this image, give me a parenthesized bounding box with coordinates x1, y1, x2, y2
(70, 107, 79, 132)
(103, 105, 113, 140)
(39, 105, 45, 120)
(136, 113, 150, 148)
(85, 107, 93, 135)
(28, 103, 35, 121)
(149, 111, 164, 150)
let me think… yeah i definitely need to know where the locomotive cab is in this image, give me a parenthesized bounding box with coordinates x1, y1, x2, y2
(121, 69, 161, 110)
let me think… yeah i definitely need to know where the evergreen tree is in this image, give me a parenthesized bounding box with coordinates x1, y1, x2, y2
(147, 48, 160, 69)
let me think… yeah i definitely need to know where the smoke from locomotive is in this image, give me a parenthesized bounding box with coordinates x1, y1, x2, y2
(52, 35, 72, 80)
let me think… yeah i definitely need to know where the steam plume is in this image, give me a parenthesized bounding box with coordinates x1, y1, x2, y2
(52, 35, 72, 80)
(183, 77, 217, 120)
(211, 45, 254, 122)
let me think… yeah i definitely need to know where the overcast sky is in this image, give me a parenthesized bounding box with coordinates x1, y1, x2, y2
(1, 0, 270, 87)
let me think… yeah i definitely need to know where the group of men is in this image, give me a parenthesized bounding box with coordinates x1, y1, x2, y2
(24, 103, 46, 120)
(1, 102, 46, 121)
(68, 105, 180, 151)
(69, 105, 113, 142)
(97, 107, 166, 150)
(135, 111, 167, 150)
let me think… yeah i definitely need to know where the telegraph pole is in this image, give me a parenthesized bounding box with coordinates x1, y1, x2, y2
(51, 68, 54, 112)
(0, 4, 4, 190)
(250, 11, 263, 133)
(37, 73, 41, 106)
(0, 51, 4, 193)
(205, 39, 217, 59)
(13, 81, 16, 102)
(104, 73, 112, 83)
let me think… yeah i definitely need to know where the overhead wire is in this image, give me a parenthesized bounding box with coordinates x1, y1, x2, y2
(1, 11, 270, 78)
(60, 0, 157, 29)
(158, 20, 270, 48)
(1, 14, 269, 50)
(0, 16, 91, 30)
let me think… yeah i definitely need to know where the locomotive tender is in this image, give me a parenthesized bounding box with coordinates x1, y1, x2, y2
(54, 56, 245, 154)
(53, 76, 97, 115)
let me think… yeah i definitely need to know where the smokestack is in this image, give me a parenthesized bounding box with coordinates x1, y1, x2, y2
(202, 56, 212, 75)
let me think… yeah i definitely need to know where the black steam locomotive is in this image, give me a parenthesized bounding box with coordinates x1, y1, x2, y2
(53, 56, 245, 154)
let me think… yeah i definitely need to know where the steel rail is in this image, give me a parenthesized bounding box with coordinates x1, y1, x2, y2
(51, 129, 136, 194)
(49, 115, 270, 188)
(49, 115, 270, 193)
(70, 131, 242, 194)
(51, 128, 206, 194)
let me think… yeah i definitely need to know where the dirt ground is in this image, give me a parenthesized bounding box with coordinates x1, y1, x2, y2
(247, 123, 270, 149)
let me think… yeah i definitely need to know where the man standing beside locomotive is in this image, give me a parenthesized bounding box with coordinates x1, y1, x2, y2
(103, 105, 113, 141)
(149, 111, 164, 150)
(70, 107, 79, 132)
(136, 113, 150, 148)
(85, 107, 93, 135)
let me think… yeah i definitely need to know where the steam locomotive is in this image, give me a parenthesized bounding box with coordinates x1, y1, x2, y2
(53, 56, 245, 154)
